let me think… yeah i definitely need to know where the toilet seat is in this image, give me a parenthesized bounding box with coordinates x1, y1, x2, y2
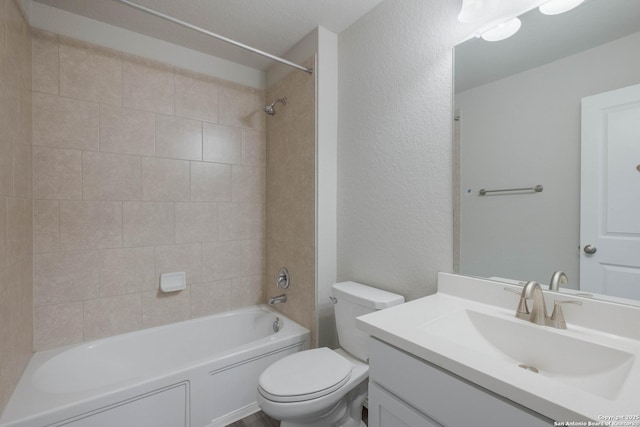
(258, 348, 352, 403)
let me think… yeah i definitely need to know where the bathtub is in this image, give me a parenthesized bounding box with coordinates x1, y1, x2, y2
(0, 305, 309, 427)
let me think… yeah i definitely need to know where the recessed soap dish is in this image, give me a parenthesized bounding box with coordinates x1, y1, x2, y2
(160, 272, 186, 292)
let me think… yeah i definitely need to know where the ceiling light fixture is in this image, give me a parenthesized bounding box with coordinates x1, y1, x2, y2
(458, 0, 502, 23)
(480, 17, 522, 41)
(539, 0, 585, 15)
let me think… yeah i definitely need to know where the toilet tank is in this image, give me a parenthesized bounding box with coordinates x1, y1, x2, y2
(332, 281, 404, 362)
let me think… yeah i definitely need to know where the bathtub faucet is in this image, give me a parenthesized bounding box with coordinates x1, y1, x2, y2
(269, 293, 287, 305)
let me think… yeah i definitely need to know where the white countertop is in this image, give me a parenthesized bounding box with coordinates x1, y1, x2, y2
(356, 273, 640, 423)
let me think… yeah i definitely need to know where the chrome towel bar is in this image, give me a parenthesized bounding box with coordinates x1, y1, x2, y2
(479, 184, 543, 196)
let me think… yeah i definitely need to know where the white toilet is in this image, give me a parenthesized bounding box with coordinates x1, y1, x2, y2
(257, 281, 404, 427)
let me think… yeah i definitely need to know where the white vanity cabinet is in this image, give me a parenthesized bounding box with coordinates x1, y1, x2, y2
(367, 338, 553, 427)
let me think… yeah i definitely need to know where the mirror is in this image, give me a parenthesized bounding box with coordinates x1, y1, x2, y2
(454, 0, 640, 303)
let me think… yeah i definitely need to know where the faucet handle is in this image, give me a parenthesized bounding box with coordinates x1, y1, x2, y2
(504, 287, 529, 319)
(550, 300, 583, 329)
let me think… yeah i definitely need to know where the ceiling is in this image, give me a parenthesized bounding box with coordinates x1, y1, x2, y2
(34, 0, 386, 71)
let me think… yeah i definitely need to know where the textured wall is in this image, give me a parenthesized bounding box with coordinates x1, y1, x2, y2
(31, 32, 266, 351)
(337, 0, 461, 301)
(0, 0, 32, 412)
(266, 57, 317, 345)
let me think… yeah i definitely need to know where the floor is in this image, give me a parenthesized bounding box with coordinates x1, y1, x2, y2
(227, 408, 368, 427)
(227, 411, 280, 427)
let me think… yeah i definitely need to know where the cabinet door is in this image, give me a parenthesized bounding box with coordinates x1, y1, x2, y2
(369, 383, 442, 427)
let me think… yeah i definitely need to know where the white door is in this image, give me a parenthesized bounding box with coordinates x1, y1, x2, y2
(581, 83, 640, 299)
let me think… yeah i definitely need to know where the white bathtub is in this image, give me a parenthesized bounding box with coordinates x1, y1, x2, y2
(0, 305, 309, 427)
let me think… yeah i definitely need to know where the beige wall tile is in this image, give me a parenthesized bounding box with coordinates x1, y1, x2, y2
(190, 280, 231, 318)
(242, 128, 266, 166)
(32, 92, 99, 150)
(83, 294, 142, 340)
(7, 198, 32, 266)
(175, 71, 218, 123)
(142, 288, 190, 328)
(33, 200, 58, 253)
(231, 165, 265, 203)
(34, 250, 99, 306)
(122, 56, 174, 115)
(175, 202, 218, 244)
(202, 239, 264, 282)
(141, 157, 190, 201)
(203, 123, 242, 165)
(99, 104, 155, 156)
(0, 139, 13, 197)
(267, 199, 314, 246)
(0, 259, 32, 389)
(123, 201, 174, 247)
(33, 146, 82, 200)
(231, 275, 264, 308)
(5, 0, 31, 91)
(0, 198, 6, 271)
(99, 246, 156, 296)
(32, 30, 59, 95)
(191, 162, 230, 202)
(59, 201, 122, 251)
(156, 115, 202, 161)
(218, 82, 265, 131)
(155, 243, 202, 285)
(33, 302, 83, 351)
(219, 203, 264, 241)
(59, 38, 122, 106)
(12, 144, 31, 198)
(0, 1, 33, 410)
(265, 59, 316, 344)
(83, 151, 141, 201)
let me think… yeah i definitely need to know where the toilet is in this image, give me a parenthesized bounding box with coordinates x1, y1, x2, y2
(257, 281, 404, 427)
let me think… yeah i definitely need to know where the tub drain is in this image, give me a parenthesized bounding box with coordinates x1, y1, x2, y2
(518, 364, 539, 373)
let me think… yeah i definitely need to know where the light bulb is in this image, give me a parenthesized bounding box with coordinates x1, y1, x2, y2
(481, 17, 522, 42)
(458, 0, 502, 23)
(539, 0, 585, 15)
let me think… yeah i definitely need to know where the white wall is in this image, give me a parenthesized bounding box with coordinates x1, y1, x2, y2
(457, 31, 640, 287)
(337, 0, 459, 301)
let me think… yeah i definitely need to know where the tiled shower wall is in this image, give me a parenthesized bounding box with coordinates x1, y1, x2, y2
(32, 31, 267, 351)
(265, 57, 317, 345)
(0, 0, 33, 411)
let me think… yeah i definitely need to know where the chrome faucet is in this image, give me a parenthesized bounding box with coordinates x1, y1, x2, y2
(510, 281, 581, 329)
(549, 270, 568, 291)
(268, 293, 287, 305)
(522, 281, 548, 325)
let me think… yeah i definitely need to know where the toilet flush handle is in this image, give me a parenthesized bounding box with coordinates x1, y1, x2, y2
(329, 296, 337, 304)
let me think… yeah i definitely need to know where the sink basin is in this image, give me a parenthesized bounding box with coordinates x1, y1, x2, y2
(421, 309, 635, 400)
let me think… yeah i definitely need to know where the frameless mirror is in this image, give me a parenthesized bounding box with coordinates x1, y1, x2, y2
(453, 0, 640, 304)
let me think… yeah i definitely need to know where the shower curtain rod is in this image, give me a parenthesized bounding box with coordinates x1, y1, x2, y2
(114, 0, 314, 75)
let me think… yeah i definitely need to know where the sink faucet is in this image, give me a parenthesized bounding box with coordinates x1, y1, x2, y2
(511, 281, 582, 329)
(522, 281, 548, 325)
(549, 271, 568, 291)
(268, 293, 287, 305)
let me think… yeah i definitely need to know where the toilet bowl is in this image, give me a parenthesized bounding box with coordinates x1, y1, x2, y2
(257, 282, 404, 427)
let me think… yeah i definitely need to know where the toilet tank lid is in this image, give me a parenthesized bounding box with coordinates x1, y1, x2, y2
(332, 281, 404, 309)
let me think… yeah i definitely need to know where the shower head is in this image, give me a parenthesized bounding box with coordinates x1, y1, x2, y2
(264, 97, 287, 115)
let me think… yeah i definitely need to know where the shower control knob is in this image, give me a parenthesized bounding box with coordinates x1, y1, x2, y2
(583, 244, 597, 255)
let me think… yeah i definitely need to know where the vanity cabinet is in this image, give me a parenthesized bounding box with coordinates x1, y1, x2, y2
(367, 338, 553, 427)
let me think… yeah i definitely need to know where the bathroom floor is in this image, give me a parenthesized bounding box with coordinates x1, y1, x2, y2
(227, 409, 368, 427)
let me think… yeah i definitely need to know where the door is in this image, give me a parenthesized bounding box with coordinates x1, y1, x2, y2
(581, 83, 640, 299)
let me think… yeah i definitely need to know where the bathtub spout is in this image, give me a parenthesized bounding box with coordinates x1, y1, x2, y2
(269, 293, 287, 305)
